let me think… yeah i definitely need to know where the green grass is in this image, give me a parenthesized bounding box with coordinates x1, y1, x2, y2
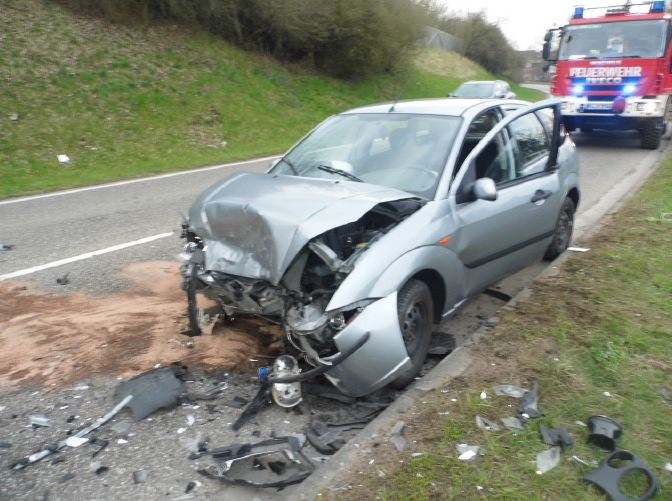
(0, 1, 543, 198)
(328, 157, 672, 500)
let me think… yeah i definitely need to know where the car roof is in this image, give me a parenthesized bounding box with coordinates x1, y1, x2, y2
(341, 98, 529, 120)
(460, 80, 501, 85)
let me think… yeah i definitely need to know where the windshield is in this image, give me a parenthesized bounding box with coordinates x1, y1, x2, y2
(270, 113, 461, 199)
(453, 83, 495, 98)
(559, 19, 668, 60)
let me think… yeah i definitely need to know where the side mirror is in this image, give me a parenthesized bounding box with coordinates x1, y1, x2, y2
(473, 178, 497, 201)
(542, 41, 551, 61)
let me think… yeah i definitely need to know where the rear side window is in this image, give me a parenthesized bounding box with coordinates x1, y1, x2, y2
(508, 113, 549, 166)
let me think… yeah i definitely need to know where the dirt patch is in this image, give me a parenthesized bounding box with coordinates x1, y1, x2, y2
(0, 261, 282, 389)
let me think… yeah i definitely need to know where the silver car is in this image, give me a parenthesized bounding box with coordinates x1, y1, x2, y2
(451, 80, 517, 99)
(181, 98, 579, 400)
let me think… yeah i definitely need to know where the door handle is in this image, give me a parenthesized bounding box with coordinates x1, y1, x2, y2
(530, 189, 553, 203)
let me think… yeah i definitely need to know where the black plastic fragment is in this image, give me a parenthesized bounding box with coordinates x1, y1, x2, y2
(231, 383, 271, 431)
(584, 450, 658, 501)
(66, 415, 75, 424)
(0, 244, 15, 251)
(587, 415, 622, 451)
(56, 274, 70, 285)
(226, 396, 249, 409)
(50, 456, 65, 465)
(539, 426, 573, 450)
(483, 288, 512, 302)
(89, 437, 109, 458)
(113, 367, 185, 420)
(185, 481, 197, 493)
(306, 420, 346, 455)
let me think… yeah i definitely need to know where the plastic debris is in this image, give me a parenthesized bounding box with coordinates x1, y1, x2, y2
(575, 420, 587, 427)
(56, 274, 70, 286)
(567, 246, 590, 252)
(113, 367, 185, 420)
(585, 450, 658, 500)
(539, 426, 573, 450)
(0, 244, 14, 251)
(177, 427, 186, 434)
(475, 415, 500, 431)
(8, 112, 19, 121)
(187, 415, 195, 426)
(133, 470, 148, 484)
(493, 385, 529, 398)
(536, 446, 561, 474)
(501, 416, 524, 431)
(480, 391, 487, 400)
(30, 415, 50, 428)
(64, 437, 88, 448)
(665, 463, 672, 473)
(456, 444, 480, 461)
(185, 481, 197, 493)
(57, 154, 70, 163)
(587, 415, 622, 451)
(117, 439, 128, 445)
(411, 453, 424, 458)
(517, 382, 540, 420)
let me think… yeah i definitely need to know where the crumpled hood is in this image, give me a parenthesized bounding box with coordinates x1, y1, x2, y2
(188, 172, 414, 285)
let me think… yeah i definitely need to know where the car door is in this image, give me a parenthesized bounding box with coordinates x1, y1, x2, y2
(450, 100, 564, 295)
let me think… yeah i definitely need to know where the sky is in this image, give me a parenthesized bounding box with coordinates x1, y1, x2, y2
(436, 0, 612, 50)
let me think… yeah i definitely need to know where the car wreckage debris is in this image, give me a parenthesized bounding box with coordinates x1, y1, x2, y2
(475, 415, 500, 432)
(584, 450, 659, 501)
(493, 384, 529, 398)
(517, 382, 541, 420)
(306, 420, 346, 455)
(587, 415, 623, 452)
(536, 446, 561, 475)
(11, 395, 132, 470)
(539, 426, 573, 450)
(231, 383, 272, 431)
(199, 437, 314, 488)
(113, 367, 185, 420)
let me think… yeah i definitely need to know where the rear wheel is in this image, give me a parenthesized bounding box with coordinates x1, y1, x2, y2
(388, 279, 434, 389)
(641, 119, 662, 150)
(544, 197, 575, 261)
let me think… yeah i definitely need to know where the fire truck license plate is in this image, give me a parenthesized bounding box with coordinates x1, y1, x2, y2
(579, 102, 612, 112)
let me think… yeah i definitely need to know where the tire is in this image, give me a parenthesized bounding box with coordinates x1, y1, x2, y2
(388, 279, 434, 389)
(640, 119, 662, 150)
(544, 197, 575, 261)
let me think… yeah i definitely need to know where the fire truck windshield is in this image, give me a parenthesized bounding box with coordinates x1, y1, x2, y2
(558, 19, 668, 60)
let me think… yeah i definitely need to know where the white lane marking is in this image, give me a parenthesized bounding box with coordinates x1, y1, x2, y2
(0, 232, 174, 281)
(0, 155, 281, 206)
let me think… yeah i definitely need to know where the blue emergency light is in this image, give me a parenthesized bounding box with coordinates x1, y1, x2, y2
(623, 83, 637, 95)
(573, 6, 585, 18)
(572, 84, 585, 95)
(650, 1, 666, 12)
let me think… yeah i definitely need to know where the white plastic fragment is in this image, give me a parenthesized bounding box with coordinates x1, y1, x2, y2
(665, 463, 672, 472)
(65, 436, 88, 448)
(186, 415, 195, 426)
(493, 385, 529, 398)
(30, 415, 50, 427)
(456, 444, 480, 461)
(575, 420, 587, 427)
(567, 246, 590, 252)
(603, 391, 612, 397)
(117, 439, 128, 445)
(368, 459, 375, 465)
(536, 447, 561, 474)
(480, 391, 487, 400)
(411, 453, 424, 458)
(9, 112, 19, 121)
(57, 154, 70, 163)
(177, 428, 186, 434)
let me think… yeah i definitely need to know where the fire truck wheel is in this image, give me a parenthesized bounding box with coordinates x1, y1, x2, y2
(640, 120, 662, 150)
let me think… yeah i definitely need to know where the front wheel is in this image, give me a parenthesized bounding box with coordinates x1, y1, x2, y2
(388, 279, 434, 389)
(544, 197, 575, 261)
(640, 119, 662, 150)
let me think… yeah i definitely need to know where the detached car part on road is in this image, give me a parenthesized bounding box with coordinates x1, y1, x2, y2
(180, 98, 580, 401)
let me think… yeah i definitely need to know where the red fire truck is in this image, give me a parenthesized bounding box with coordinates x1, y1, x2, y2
(543, 1, 672, 149)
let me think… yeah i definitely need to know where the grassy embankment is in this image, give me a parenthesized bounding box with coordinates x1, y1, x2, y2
(327, 158, 672, 499)
(0, 0, 542, 198)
